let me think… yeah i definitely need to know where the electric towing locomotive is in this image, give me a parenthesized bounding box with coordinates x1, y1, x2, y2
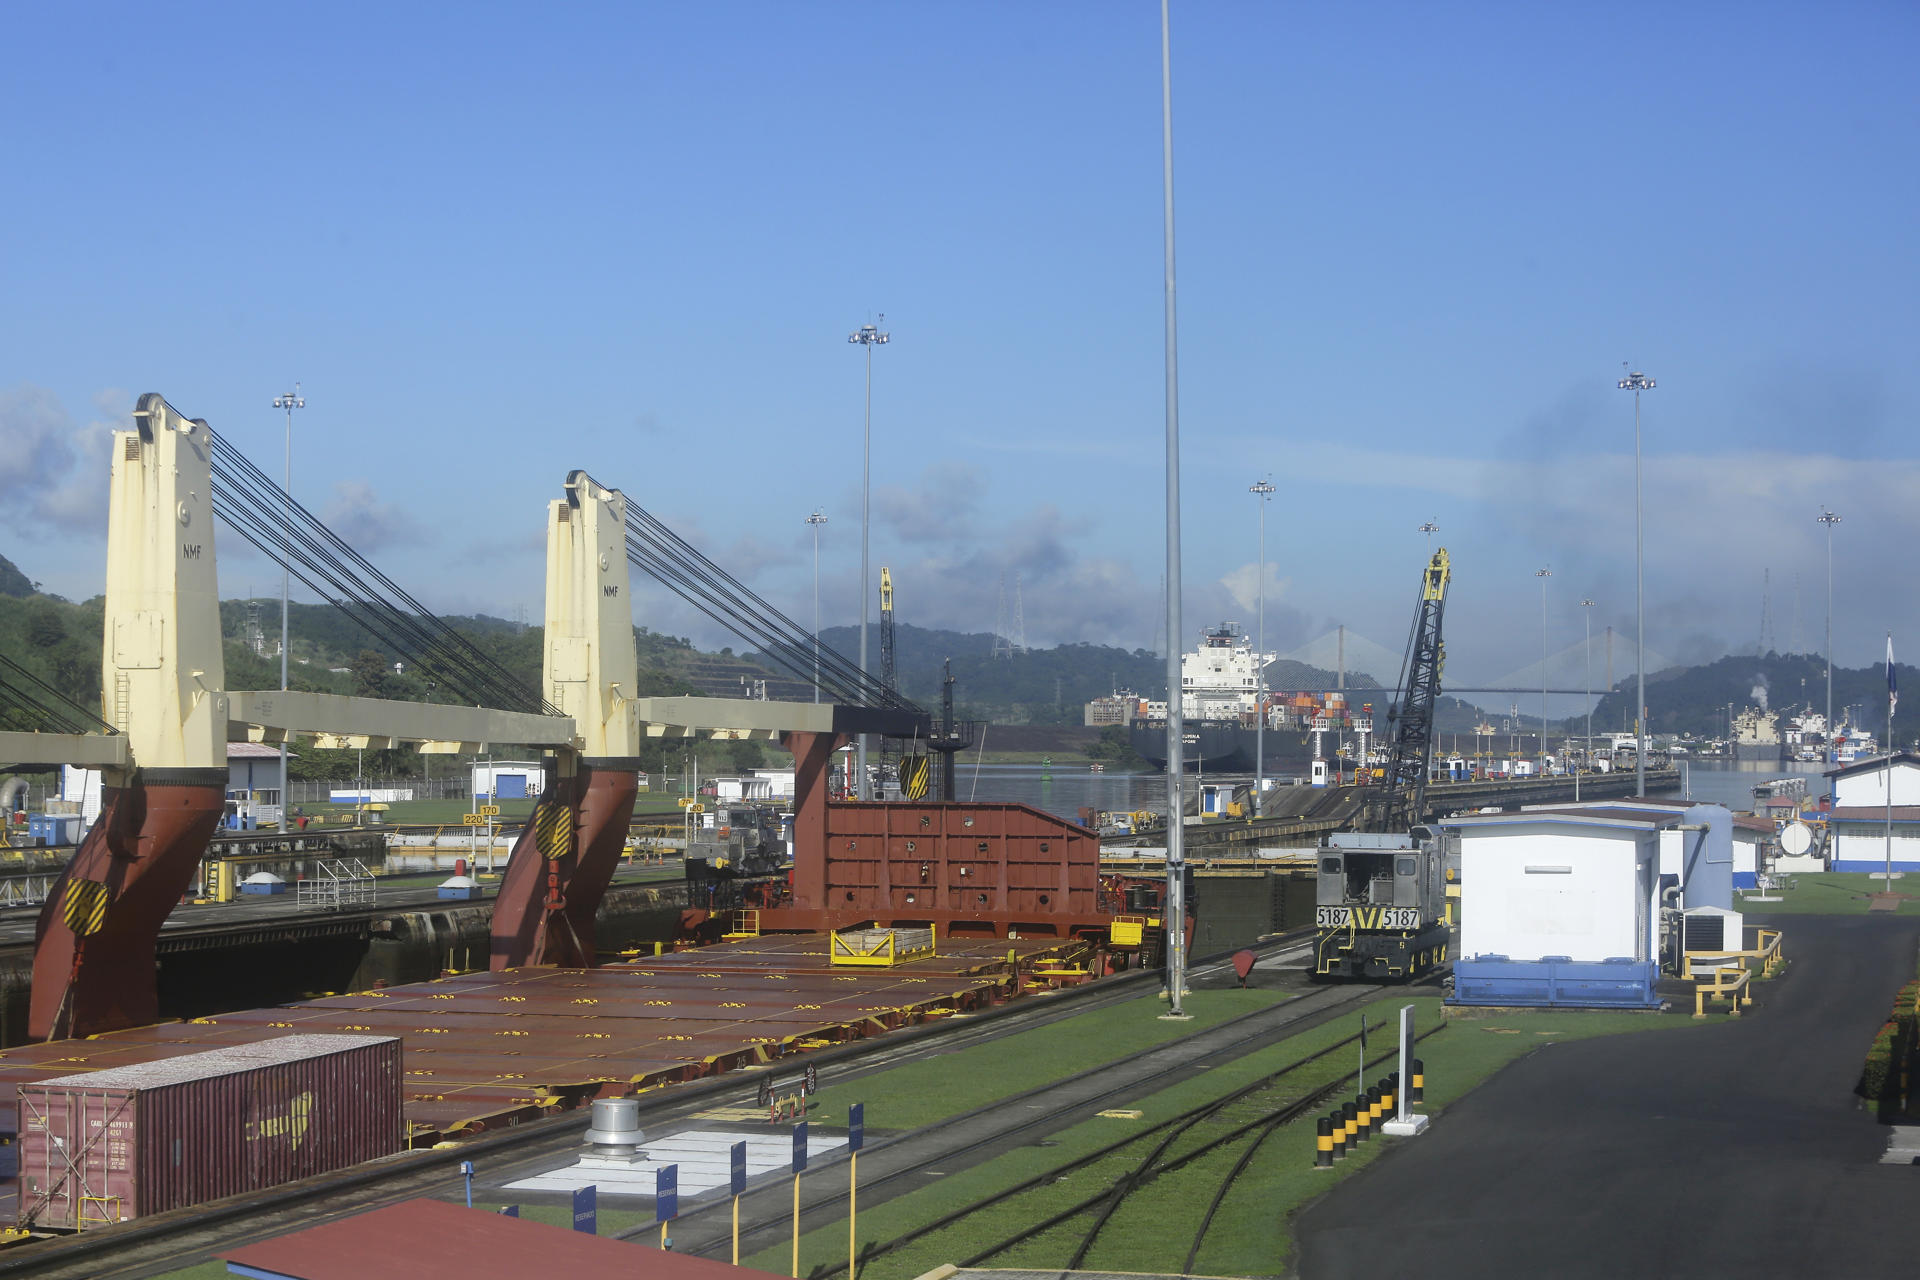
(1313, 827, 1451, 979)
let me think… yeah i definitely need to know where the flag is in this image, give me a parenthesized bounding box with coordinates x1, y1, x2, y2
(1889, 634, 1899, 719)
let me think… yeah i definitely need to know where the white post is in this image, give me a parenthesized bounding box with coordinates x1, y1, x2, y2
(1382, 1002, 1429, 1136)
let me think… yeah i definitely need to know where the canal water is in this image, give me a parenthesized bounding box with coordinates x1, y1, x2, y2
(963, 759, 1833, 823)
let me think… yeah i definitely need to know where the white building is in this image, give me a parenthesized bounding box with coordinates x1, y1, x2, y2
(1823, 753, 1920, 872)
(1442, 806, 1672, 1009)
(1825, 752, 1920, 808)
(471, 760, 545, 800)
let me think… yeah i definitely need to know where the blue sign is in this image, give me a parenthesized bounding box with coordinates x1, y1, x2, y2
(572, 1184, 597, 1235)
(498, 1205, 519, 1218)
(848, 1102, 864, 1153)
(730, 1141, 748, 1197)
(656, 1164, 679, 1223)
(792, 1121, 808, 1173)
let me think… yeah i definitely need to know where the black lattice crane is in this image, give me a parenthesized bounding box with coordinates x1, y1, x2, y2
(1367, 548, 1451, 831)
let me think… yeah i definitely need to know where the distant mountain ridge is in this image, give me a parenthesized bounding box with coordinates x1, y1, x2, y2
(1593, 651, 1916, 742)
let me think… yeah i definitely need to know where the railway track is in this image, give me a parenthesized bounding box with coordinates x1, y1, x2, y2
(947, 1018, 1447, 1277)
(615, 945, 1450, 1266)
(0, 932, 1318, 1280)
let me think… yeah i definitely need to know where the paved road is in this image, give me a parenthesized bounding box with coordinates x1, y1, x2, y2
(1294, 913, 1920, 1279)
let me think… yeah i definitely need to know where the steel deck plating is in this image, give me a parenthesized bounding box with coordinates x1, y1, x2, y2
(0, 933, 1083, 1151)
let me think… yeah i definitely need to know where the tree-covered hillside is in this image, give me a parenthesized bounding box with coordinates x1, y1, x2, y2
(1593, 651, 1913, 739)
(0, 554, 32, 599)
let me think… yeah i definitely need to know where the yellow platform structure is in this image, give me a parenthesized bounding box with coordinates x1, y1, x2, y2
(830, 925, 936, 967)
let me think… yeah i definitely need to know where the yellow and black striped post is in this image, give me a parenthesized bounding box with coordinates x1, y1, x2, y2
(1315, 1116, 1334, 1168)
(1355, 1091, 1374, 1145)
(1381, 1075, 1396, 1118)
(1330, 1108, 1347, 1161)
(1411, 1058, 1425, 1103)
(1341, 1101, 1358, 1151)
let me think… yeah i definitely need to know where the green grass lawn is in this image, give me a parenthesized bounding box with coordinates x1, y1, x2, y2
(804, 986, 1287, 1131)
(749, 995, 1714, 1280)
(1738, 871, 1920, 915)
(140, 987, 1720, 1280)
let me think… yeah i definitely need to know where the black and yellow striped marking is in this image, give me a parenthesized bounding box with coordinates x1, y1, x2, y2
(62, 879, 113, 937)
(533, 799, 574, 861)
(901, 756, 930, 800)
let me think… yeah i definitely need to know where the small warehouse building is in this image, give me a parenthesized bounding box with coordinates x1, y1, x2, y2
(1826, 806, 1920, 873)
(471, 760, 545, 800)
(1823, 753, 1920, 873)
(1442, 806, 1675, 1009)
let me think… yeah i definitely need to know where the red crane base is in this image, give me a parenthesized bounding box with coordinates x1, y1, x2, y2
(29, 770, 227, 1042)
(488, 760, 640, 970)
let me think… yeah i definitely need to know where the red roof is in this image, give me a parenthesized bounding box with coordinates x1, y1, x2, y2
(226, 741, 292, 760)
(219, 1198, 788, 1280)
(1828, 806, 1920, 822)
(1731, 815, 1775, 834)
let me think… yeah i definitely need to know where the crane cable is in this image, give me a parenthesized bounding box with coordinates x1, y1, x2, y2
(622, 504, 919, 715)
(207, 432, 558, 717)
(0, 651, 116, 736)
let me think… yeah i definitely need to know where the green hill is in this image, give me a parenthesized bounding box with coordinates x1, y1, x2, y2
(1594, 651, 1912, 741)
(0, 554, 31, 599)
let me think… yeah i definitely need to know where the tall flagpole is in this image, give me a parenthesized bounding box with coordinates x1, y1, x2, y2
(1886, 632, 1897, 882)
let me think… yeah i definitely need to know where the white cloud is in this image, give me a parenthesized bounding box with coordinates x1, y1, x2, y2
(0, 383, 125, 539)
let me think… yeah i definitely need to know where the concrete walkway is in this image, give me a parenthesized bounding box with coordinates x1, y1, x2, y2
(1294, 914, 1920, 1279)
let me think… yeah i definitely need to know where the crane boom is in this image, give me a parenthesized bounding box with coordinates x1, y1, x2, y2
(1369, 548, 1450, 831)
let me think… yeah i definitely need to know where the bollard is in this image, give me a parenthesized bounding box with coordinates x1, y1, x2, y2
(1411, 1058, 1425, 1103)
(1330, 1108, 1347, 1161)
(1315, 1116, 1334, 1168)
(1381, 1075, 1396, 1117)
(1341, 1101, 1358, 1152)
(1368, 1084, 1385, 1131)
(1355, 1091, 1374, 1145)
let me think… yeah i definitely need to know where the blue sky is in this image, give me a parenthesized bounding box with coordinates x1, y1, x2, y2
(3, 2, 1916, 711)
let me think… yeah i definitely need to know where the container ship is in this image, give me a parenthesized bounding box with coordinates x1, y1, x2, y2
(1114, 624, 1370, 773)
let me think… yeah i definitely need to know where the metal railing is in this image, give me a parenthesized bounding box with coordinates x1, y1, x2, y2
(1686, 926, 1785, 1017)
(296, 859, 378, 911)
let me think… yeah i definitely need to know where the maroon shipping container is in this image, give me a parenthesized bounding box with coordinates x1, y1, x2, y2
(15, 1034, 401, 1231)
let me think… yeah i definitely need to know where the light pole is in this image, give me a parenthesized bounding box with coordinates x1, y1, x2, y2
(1158, 0, 1189, 1017)
(1579, 598, 1596, 800)
(1536, 567, 1551, 770)
(848, 319, 889, 799)
(1619, 368, 1655, 795)
(806, 510, 828, 704)
(271, 384, 305, 823)
(1819, 508, 1841, 761)
(1250, 478, 1275, 816)
(1419, 521, 1438, 550)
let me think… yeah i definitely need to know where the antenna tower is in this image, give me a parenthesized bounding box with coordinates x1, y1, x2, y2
(992, 574, 1012, 659)
(1012, 572, 1027, 655)
(1758, 568, 1775, 655)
